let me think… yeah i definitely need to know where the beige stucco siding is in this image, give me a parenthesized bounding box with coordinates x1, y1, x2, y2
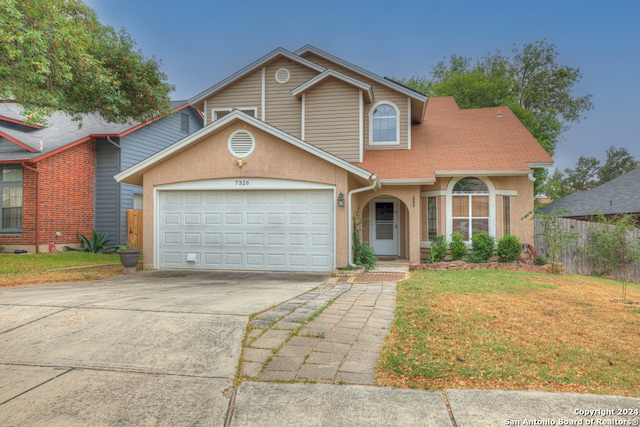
(264, 59, 319, 138)
(491, 175, 535, 243)
(140, 122, 352, 270)
(304, 78, 361, 162)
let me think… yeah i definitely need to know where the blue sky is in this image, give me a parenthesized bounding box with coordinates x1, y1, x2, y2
(85, 0, 640, 172)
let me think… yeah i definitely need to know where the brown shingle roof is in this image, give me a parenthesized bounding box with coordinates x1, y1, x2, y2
(356, 96, 553, 180)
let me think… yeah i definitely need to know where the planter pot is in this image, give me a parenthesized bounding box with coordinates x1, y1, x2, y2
(117, 250, 141, 271)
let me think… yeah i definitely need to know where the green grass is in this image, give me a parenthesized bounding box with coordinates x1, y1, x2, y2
(377, 269, 640, 397)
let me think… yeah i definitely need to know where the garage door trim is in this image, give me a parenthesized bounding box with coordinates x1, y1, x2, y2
(154, 178, 336, 271)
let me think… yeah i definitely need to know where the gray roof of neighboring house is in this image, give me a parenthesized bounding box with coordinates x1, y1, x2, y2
(0, 101, 189, 162)
(541, 168, 640, 217)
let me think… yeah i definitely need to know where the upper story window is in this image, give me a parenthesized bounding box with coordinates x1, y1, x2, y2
(1, 165, 23, 232)
(212, 107, 258, 122)
(369, 101, 400, 145)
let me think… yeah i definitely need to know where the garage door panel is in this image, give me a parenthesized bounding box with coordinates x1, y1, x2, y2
(158, 189, 334, 272)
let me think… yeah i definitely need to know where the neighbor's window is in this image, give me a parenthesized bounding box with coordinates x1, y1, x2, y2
(1, 165, 23, 231)
(370, 102, 399, 144)
(427, 196, 437, 240)
(181, 112, 189, 133)
(503, 195, 511, 236)
(452, 177, 489, 240)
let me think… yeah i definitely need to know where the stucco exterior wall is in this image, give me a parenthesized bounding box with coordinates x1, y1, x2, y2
(140, 122, 352, 269)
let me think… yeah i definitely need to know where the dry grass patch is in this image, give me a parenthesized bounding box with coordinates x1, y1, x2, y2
(0, 252, 124, 287)
(376, 270, 640, 397)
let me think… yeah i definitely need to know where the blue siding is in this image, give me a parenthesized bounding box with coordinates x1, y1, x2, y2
(94, 139, 120, 244)
(115, 107, 203, 244)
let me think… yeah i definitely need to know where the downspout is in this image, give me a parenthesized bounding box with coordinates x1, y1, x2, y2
(347, 175, 380, 267)
(21, 162, 40, 253)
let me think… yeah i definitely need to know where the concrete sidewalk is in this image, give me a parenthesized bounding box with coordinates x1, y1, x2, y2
(229, 383, 640, 427)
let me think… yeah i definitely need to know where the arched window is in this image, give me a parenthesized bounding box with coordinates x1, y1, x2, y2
(451, 177, 489, 240)
(370, 102, 399, 145)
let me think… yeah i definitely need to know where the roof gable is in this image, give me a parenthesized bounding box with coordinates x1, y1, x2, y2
(116, 110, 376, 186)
(188, 48, 326, 107)
(295, 45, 427, 122)
(291, 69, 374, 103)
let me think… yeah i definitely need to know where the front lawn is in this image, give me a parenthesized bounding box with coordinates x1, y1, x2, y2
(376, 269, 640, 397)
(0, 252, 123, 287)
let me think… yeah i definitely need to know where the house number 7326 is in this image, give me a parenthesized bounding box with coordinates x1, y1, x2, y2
(235, 180, 250, 186)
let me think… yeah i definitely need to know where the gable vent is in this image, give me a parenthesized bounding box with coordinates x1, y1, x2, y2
(228, 130, 255, 158)
(275, 68, 290, 84)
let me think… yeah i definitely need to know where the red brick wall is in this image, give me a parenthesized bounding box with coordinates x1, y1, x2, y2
(0, 141, 95, 250)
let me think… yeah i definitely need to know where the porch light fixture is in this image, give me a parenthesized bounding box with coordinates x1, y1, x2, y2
(337, 192, 345, 207)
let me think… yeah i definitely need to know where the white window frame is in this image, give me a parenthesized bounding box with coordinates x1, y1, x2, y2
(0, 165, 23, 232)
(446, 176, 496, 242)
(369, 101, 400, 145)
(426, 196, 438, 241)
(211, 107, 258, 122)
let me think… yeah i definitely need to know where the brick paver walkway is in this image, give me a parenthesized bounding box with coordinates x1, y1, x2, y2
(241, 281, 397, 385)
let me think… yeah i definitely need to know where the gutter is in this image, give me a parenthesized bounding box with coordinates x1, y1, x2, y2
(347, 175, 381, 267)
(21, 162, 40, 253)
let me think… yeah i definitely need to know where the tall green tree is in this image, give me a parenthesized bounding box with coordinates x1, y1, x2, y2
(564, 155, 601, 192)
(402, 40, 593, 194)
(598, 146, 639, 184)
(541, 145, 638, 199)
(0, 0, 173, 125)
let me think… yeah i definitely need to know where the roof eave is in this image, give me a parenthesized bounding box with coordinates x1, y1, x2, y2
(116, 110, 374, 185)
(295, 45, 428, 104)
(435, 170, 534, 177)
(380, 178, 436, 185)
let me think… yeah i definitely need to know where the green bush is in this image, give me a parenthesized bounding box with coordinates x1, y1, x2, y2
(533, 255, 547, 266)
(64, 230, 118, 254)
(470, 232, 495, 262)
(497, 235, 522, 263)
(352, 211, 377, 269)
(430, 234, 447, 263)
(449, 232, 467, 261)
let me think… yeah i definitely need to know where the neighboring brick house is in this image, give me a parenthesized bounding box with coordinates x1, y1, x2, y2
(116, 46, 554, 272)
(0, 102, 203, 252)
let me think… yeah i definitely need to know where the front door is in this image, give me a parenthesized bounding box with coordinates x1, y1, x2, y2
(370, 199, 398, 256)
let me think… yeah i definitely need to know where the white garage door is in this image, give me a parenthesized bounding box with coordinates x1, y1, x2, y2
(158, 189, 335, 272)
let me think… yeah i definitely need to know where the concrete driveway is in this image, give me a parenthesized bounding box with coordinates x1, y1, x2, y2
(0, 270, 327, 426)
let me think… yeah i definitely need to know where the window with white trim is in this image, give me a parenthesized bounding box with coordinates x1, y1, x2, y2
(427, 196, 438, 240)
(452, 177, 489, 241)
(503, 195, 511, 236)
(369, 102, 399, 145)
(1, 165, 23, 232)
(212, 107, 258, 122)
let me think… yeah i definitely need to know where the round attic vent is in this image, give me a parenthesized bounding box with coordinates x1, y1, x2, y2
(228, 130, 255, 158)
(275, 68, 290, 84)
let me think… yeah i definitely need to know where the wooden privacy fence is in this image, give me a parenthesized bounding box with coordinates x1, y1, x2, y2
(127, 209, 143, 251)
(533, 216, 640, 283)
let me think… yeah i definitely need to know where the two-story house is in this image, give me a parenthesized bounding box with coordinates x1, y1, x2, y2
(115, 45, 553, 272)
